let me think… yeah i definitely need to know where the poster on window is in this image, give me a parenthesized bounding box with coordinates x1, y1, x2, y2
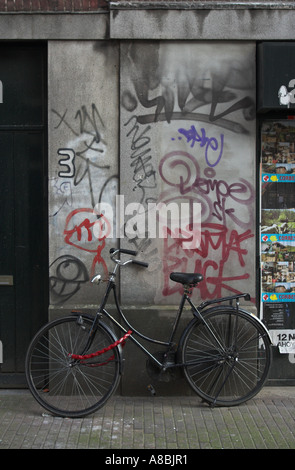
(261, 121, 295, 354)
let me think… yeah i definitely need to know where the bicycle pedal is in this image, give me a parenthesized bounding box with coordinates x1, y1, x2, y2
(147, 384, 156, 396)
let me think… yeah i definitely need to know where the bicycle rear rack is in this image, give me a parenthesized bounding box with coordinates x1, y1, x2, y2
(197, 293, 251, 312)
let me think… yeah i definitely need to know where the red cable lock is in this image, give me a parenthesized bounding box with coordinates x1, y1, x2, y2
(68, 330, 132, 362)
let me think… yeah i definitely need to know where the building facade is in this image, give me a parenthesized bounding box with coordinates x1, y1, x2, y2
(0, 0, 295, 391)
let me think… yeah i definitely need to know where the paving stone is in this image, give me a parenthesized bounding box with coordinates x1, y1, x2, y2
(0, 388, 294, 450)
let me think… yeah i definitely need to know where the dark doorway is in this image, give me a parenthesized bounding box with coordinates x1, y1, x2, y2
(0, 43, 48, 387)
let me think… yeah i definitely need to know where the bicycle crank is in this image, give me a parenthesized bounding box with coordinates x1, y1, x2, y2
(146, 351, 180, 383)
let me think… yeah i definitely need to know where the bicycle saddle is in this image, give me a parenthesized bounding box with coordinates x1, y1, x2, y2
(170, 272, 203, 285)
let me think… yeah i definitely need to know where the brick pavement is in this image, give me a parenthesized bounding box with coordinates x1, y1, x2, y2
(0, 387, 294, 451)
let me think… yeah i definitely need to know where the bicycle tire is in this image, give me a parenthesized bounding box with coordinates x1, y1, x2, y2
(25, 315, 121, 418)
(180, 307, 272, 406)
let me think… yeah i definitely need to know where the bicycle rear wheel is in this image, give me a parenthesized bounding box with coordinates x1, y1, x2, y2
(25, 315, 121, 418)
(180, 308, 272, 406)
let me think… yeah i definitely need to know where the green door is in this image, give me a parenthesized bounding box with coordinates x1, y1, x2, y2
(0, 44, 48, 387)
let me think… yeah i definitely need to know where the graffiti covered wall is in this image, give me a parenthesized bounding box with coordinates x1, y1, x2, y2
(47, 40, 257, 393)
(48, 40, 257, 312)
(120, 42, 257, 307)
(48, 41, 119, 306)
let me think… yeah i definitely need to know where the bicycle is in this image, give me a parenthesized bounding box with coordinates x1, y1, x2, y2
(25, 248, 272, 418)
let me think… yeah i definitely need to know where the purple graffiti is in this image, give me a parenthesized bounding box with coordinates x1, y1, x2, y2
(177, 125, 224, 167)
(159, 151, 254, 230)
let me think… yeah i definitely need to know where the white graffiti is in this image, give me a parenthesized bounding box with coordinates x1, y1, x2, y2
(278, 79, 295, 107)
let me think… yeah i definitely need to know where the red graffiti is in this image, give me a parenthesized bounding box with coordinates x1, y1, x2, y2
(158, 147, 255, 301)
(162, 223, 254, 300)
(64, 208, 111, 277)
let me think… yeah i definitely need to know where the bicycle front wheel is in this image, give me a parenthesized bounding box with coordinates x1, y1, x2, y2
(25, 315, 121, 418)
(180, 308, 272, 406)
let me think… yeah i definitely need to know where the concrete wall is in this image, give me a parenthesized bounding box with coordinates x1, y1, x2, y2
(1, 6, 295, 41)
(120, 41, 256, 308)
(48, 40, 256, 308)
(48, 41, 119, 307)
(47, 39, 256, 394)
(110, 7, 295, 40)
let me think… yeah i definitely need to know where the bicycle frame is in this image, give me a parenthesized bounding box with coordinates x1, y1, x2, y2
(94, 279, 182, 369)
(86, 254, 258, 371)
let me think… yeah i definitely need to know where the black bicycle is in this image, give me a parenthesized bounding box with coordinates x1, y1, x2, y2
(25, 248, 272, 418)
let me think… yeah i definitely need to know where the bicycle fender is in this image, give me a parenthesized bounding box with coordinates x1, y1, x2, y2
(191, 305, 273, 345)
(70, 312, 125, 373)
(242, 309, 273, 344)
(177, 316, 199, 358)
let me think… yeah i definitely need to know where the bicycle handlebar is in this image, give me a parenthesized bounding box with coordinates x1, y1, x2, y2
(109, 248, 149, 268)
(132, 260, 149, 268)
